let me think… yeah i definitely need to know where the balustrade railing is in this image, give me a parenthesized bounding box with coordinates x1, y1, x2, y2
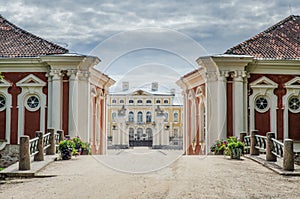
(271, 138, 284, 158)
(255, 135, 267, 152)
(19, 129, 64, 171)
(240, 131, 294, 171)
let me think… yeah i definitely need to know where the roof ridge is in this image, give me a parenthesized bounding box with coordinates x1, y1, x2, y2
(225, 15, 300, 54)
(0, 15, 69, 57)
(1, 15, 68, 53)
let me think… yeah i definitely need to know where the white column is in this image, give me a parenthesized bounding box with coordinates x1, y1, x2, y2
(233, 71, 246, 136)
(217, 71, 227, 139)
(67, 69, 78, 137)
(77, 71, 90, 142)
(50, 69, 62, 131)
(205, 71, 219, 152)
(183, 90, 189, 154)
(46, 73, 52, 127)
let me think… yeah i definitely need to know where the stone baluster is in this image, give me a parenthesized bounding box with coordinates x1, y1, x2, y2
(250, 130, 259, 155)
(46, 128, 56, 155)
(266, 132, 276, 161)
(283, 139, 294, 171)
(19, 136, 30, 170)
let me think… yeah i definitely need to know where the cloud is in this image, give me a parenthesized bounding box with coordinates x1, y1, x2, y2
(1, 0, 299, 86)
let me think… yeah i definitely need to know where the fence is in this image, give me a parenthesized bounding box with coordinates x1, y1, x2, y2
(241, 130, 294, 171)
(19, 128, 64, 170)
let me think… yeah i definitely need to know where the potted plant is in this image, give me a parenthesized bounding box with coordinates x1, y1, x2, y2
(72, 136, 83, 154)
(81, 142, 91, 155)
(211, 139, 227, 155)
(58, 139, 76, 160)
(225, 136, 244, 160)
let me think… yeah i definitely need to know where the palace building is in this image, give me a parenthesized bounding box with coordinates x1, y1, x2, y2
(0, 15, 115, 155)
(107, 82, 183, 149)
(178, 15, 300, 155)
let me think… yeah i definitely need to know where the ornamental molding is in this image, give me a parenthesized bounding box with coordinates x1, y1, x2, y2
(16, 74, 46, 87)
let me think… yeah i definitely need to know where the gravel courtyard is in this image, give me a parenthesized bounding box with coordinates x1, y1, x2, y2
(0, 149, 299, 199)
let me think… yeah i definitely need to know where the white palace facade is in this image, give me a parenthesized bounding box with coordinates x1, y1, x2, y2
(107, 82, 183, 149)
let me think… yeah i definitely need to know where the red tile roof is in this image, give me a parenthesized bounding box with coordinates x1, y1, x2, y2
(0, 15, 68, 58)
(225, 15, 300, 59)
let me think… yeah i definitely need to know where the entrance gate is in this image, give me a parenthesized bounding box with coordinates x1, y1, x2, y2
(129, 128, 153, 147)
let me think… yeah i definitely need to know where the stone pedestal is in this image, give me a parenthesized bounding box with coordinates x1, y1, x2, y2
(266, 132, 276, 162)
(250, 130, 259, 155)
(19, 136, 30, 170)
(283, 139, 294, 171)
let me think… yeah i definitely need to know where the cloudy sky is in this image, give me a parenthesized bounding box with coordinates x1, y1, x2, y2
(1, 0, 299, 91)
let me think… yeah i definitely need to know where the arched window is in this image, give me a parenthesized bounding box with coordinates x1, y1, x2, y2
(146, 100, 152, 104)
(112, 112, 117, 122)
(128, 111, 134, 122)
(146, 128, 153, 139)
(156, 99, 161, 104)
(137, 111, 143, 123)
(137, 100, 143, 104)
(146, 111, 152, 122)
(0, 95, 6, 110)
(120, 99, 124, 104)
(112, 99, 117, 104)
(164, 99, 169, 104)
(174, 112, 178, 122)
(164, 112, 168, 122)
(129, 99, 134, 104)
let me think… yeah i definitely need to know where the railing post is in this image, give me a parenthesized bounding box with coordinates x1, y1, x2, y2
(240, 132, 247, 143)
(19, 136, 30, 170)
(46, 128, 56, 155)
(250, 130, 259, 155)
(266, 132, 276, 161)
(34, 131, 44, 161)
(57, 130, 64, 142)
(283, 139, 294, 171)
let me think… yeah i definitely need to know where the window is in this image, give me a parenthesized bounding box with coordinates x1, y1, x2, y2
(156, 99, 161, 104)
(255, 96, 269, 112)
(164, 112, 168, 122)
(112, 112, 117, 122)
(0, 95, 6, 110)
(112, 99, 117, 104)
(25, 95, 40, 111)
(146, 100, 152, 104)
(120, 99, 124, 104)
(129, 100, 134, 104)
(137, 111, 143, 123)
(174, 112, 178, 122)
(146, 111, 152, 122)
(137, 100, 143, 104)
(174, 128, 178, 137)
(289, 97, 300, 112)
(164, 99, 169, 104)
(128, 111, 134, 122)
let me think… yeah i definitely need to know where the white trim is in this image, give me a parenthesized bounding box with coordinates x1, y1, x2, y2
(249, 76, 278, 136)
(0, 79, 12, 143)
(283, 77, 300, 139)
(16, 74, 46, 142)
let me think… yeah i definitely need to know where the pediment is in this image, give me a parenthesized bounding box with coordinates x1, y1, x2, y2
(132, 89, 150, 96)
(0, 78, 12, 88)
(285, 77, 300, 89)
(16, 74, 46, 87)
(250, 76, 278, 89)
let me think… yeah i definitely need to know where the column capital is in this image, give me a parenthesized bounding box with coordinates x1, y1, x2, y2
(233, 70, 247, 81)
(49, 69, 63, 80)
(205, 71, 218, 81)
(67, 69, 78, 80)
(77, 71, 90, 81)
(217, 70, 229, 81)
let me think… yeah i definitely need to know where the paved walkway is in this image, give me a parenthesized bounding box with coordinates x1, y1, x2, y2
(0, 150, 300, 198)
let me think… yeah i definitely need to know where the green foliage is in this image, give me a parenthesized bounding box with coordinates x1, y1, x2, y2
(0, 72, 3, 80)
(211, 136, 245, 159)
(211, 139, 227, 155)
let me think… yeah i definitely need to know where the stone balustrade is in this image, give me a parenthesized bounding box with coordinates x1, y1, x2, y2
(19, 128, 64, 171)
(240, 131, 294, 171)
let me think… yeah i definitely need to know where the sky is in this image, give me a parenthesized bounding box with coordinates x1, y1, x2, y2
(1, 0, 299, 92)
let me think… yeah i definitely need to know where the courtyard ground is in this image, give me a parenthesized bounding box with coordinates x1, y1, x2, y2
(0, 149, 300, 199)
